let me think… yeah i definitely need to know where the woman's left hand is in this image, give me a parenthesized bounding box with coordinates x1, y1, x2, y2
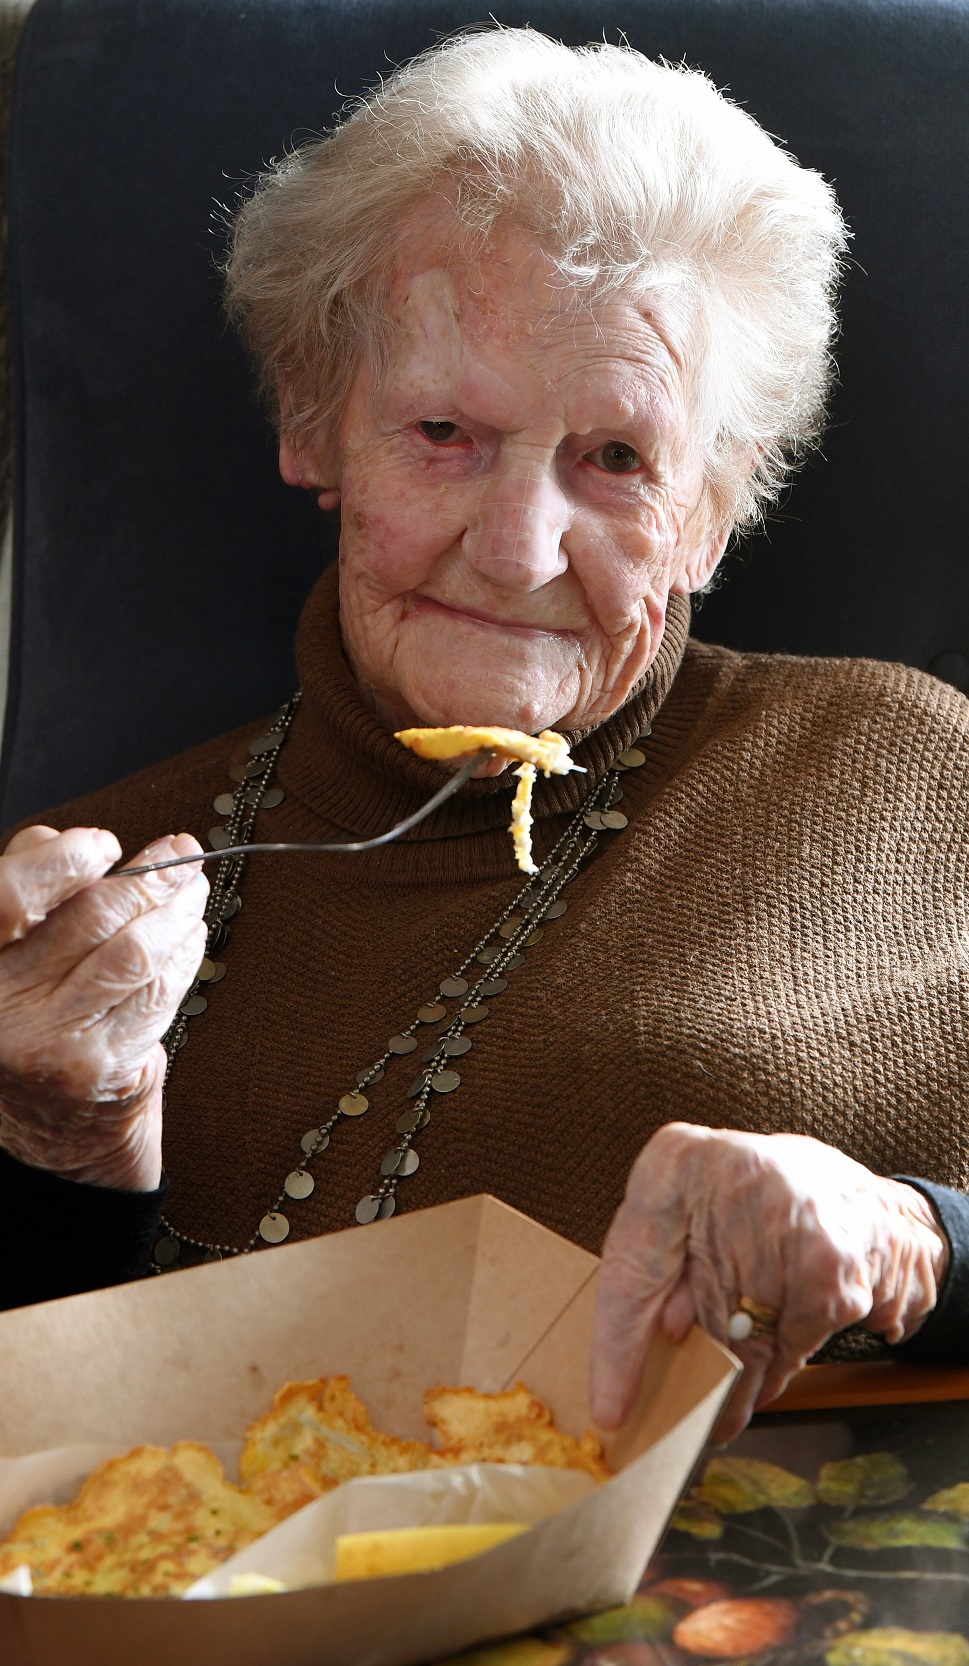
(590, 1124, 950, 1443)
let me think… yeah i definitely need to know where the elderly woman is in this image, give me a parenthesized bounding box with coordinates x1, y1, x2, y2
(0, 28, 966, 1443)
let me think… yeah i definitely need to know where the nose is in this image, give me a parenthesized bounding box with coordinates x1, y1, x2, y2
(463, 458, 570, 591)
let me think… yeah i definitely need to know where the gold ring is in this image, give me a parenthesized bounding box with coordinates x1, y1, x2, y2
(727, 1296, 780, 1343)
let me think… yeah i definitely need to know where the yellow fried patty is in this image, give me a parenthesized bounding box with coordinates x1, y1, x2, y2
(423, 1384, 611, 1483)
(239, 1374, 437, 1493)
(395, 725, 576, 776)
(0, 1442, 276, 1597)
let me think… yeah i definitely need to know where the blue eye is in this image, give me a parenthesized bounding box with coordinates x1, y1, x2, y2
(418, 421, 459, 443)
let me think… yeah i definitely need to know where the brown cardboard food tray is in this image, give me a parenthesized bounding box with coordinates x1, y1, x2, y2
(0, 1194, 738, 1666)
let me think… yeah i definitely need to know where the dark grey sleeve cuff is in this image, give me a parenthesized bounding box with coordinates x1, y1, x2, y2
(890, 1177, 969, 1365)
(0, 1145, 168, 1310)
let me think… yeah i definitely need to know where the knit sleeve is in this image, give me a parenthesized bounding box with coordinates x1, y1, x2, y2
(0, 1146, 167, 1310)
(890, 1177, 969, 1365)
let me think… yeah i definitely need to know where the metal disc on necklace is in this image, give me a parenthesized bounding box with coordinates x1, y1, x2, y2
(244, 757, 269, 779)
(637, 727, 652, 741)
(301, 1127, 330, 1154)
(260, 787, 285, 809)
(610, 787, 624, 803)
(179, 993, 208, 1017)
(406, 1072, 431, 1098)
(208, 826, 232, 850)
(220, 893, 242, 921)
(355, 1195, 382, 1224)
(397, 1105, 430, 1134)
(228, 764, 248, 784)
(284, 1169, 315, 1200)
(498, 918, 522, 939)
(617, 746, 646, 769)
(153, 1236, 180, 1266)
(462, 1005, 489, 1024)
(196, 957, 223, 984)
(417, 1003, 446, 1023)
(259, 1211, 290, 1244)
(476, 946, 501, 965)
(431, 1069, 461, 1093)
(339, 1091, 369, 1117)
(248, 733, 281, 757)
(524, 927, 543, 945)
(479, 977, 507, 996)
(397, 1149, 420, 1177)
(389, 1034, 418, 1054)
(421, 1043, 447, 1063)
(378, 1195, 396, 1220)
(542, 900, 568, 920)
(600, 810, 629, 830)
(357, 1065, 384, 1085)
(380, 1148, 405, 1177)
(503, 954, 524, 970)
(584, 810, 606, 830)
(203, 1249, 223, 1263)
(207, 921, 227, 952)
(213, 792, 236, 816)
(440, 976, 469, 998)
(443, 1035, 472, 1057)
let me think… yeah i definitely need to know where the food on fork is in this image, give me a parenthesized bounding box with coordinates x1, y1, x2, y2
(509, 763, 538, 875)
(395, 725, 578, 776)
(395, 726, 581, 873)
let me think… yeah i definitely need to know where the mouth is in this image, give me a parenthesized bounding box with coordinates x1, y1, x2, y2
(411, 594, 576, 640)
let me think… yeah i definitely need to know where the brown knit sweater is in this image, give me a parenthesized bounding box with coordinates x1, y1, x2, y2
(14, 566, 969, 1262)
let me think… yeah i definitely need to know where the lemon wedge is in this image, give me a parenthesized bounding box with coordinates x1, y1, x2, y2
(334, 1522, 527, 1580)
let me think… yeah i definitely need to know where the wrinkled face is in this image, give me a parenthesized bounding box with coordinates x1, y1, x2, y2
(282, 218, 728, 738)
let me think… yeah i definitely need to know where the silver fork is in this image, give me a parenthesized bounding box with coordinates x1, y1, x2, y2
(111, 750, 491, 877)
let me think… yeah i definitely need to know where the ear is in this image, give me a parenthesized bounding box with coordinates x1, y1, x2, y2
(276, 398, 342, 511)
(669, 492, 733, 597)
(671, 521, 731, 595)
(278, 426, 341, 509)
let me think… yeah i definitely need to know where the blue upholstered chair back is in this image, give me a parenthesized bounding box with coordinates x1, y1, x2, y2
(4, 0, 968, 826)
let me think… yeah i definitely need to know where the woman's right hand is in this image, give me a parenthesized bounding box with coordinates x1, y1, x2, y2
(0, 825, 208, 1192)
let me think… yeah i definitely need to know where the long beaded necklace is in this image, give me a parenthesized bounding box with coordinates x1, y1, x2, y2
(151, 697, 650, 1271)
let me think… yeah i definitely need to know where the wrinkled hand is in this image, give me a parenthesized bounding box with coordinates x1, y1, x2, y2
(0, 825, 207, 1191)
(591, 1124, 949, 1442)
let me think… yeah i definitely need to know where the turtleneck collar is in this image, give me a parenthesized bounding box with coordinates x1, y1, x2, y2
(278, 562, 691, 842)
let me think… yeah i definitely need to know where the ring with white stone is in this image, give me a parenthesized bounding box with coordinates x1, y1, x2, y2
(727, 1296, 780, 1344)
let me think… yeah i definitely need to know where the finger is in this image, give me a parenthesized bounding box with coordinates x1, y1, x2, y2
(661, 1276, 697, 1343)
(0, 827, 121, 949)
(711, 1339, 776, 1444)
(101, 918, 209, 1067)
(5, 835, 207, 982)
(592, 1272, 675, 1431)
(5, 825, 62, 855)
(591, 1202, 687, 1428)
(56, 874, 209, 1023)
(118, 832, 204, 876)
(2, 909, 208, 1109)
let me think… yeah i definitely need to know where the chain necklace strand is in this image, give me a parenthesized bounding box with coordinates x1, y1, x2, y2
(151, 699, 650, 1270)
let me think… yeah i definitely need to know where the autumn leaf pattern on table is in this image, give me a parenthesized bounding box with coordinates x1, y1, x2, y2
(441, 1402, 969, 1666)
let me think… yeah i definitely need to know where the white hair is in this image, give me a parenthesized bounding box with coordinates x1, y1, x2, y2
(226, 27, 849, 531)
